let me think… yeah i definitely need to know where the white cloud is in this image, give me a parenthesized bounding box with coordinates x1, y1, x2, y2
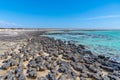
(84, 15, 120, 20)
(0, 20, 24, 28)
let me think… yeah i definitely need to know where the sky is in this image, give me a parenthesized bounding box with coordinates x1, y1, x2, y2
(0, 0, 120, 29)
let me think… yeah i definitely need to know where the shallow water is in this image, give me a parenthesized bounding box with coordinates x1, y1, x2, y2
(43, 30, 120, 62)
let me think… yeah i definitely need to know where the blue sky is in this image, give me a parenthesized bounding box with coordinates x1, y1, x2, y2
(0, 0, 120, 28)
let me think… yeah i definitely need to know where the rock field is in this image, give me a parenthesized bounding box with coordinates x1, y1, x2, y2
(0, 30, 120, 80)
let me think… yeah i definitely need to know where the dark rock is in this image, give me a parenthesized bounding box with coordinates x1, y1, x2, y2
(98, 59, 120, 71)
(2, 59, 17, 69)
(83, 57, 96, 64)
(108, 74, 120, 80)
(14, 65, 23, 74)
(35, 56, 44, 63)
(58, 74, 75, 80)
(102, 76, 110, 80)
(88, 73, 102, 80)
(112, 71, 120, 77)
(98, 55, 106, 59)
(70, 61, 77, 68)
(18, 74, 26, 80)
(58, 66, 67, 73)
(92, 74, 102, 80)
(51, 57, 57, 61)
(52, 52, 59, 57)
(45, 62, 53, 70)
(46, 72, 56, 80)
(23, 55, 29, 61)
(100, 65, 114, 72)
(9, 60, 17, 66)
(27, 68, 37, 78)
(56, 59, 62, 65)
(80, 77, 86, 80)
(71, 62, 87, 73)
(85, 65, 98, 73)
(38, 77, 48, 80)
(78, 44, 85, 49)
(1, 63, 10, 70)
(37, 63, 46, 71)
(80, 72, 88, 78)
(27, 60, 37, 68)
(44, 56, 49, 61)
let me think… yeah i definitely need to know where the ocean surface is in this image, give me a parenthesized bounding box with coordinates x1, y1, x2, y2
(43, 30, 120, 62)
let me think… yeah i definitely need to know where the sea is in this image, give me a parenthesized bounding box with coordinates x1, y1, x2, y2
(43, 30, 120, 63)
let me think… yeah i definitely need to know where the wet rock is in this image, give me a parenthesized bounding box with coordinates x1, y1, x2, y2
(4, 71, 15, 80)
(35, 56, 44, 63)
(59, 65, 66, 72)
(45, 62, 53, 70)
(98, 55, 106, 59)
(83, 57, 96, 64)
(44, 56, 49, 61)
(58, 64, 68, 73)
(23, 55, 29, 61)
(11, 53, 20, 60)
(0, 54, 7, 59)
(37, 63, 46, 71)
(80, 72, 88, 78)
(83, 50, 93, 56)
(58, 74, 75, 80)
(80, 77, 86, 80)
(78, 44, 85, 49)
(27, 68, 37, 78)
(56, 59, 62, 65)
(102, 76, 110, 80)
(98, 59, 120, 71)
(58, 61, 77, 79)
(2, 59, 17, 68)
(71, 62, 87, 73)
(14, 65, 23, 74)
(46, 72, 56, 80)
(51, 57, 57, 61)
(93, 74, 102, 80)
(18, 74, 26, 80)
(98, 55, 110, 61)
(38, 77, 48, 80)
(64, 52, 74, 60)
(100, 65, 114, 72)
(1, 63, 10, 70)
(27, 60, 37, 68)
(10, 60, 17, 66)
(71, 71, 77, 79)
(53, 52, 58, 57)
(53, 63, 57, 67)
(88, 73, 102, 80)
(85, 65, 98, 73)
(108, 74, 120, 80)
(112, 71, 120, 78)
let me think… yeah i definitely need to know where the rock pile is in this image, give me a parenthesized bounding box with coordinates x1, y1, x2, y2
(0, 31, 120, 80)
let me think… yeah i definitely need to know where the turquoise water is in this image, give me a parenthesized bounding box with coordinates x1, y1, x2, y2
(43, 30, 120, 62)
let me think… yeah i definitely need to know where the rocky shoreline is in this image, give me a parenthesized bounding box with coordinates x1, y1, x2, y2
(0, 30, 120, 80)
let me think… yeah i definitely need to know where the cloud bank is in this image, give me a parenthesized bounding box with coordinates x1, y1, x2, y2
(85, 15, 120, 20)
(0, 20, 23, 28)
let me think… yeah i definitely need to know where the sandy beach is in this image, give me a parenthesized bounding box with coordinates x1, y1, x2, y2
(0, 29, 120, 80)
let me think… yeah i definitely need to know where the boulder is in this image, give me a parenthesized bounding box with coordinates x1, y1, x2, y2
(37, 77, 48, 80)
(27, 68, 37, 78)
